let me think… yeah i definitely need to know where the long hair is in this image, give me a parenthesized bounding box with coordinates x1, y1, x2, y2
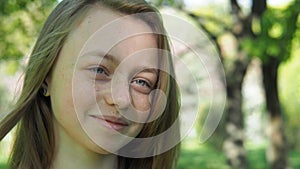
(0, 0, 180, 168)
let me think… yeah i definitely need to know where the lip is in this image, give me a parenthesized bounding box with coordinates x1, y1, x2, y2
(89, 115, 129, 131)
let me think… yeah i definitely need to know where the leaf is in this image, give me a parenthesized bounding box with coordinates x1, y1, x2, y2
(5, 60, 19, 75)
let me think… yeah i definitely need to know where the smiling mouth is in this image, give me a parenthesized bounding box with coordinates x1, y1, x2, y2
(89, 115, 129, 131)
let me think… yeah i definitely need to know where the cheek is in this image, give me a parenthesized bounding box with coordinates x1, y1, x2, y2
(131, 91, 151, 112)
(71, 73, 98, 115)
(50, 71, 76, 118)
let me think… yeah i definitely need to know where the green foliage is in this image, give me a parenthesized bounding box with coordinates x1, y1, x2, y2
(0, 139, 9, 169)
(241, 0, 300, 63)
(177, 138, 300, 169)
(279, 47, 300, 150)
(0, 0, 57, 65)
(4, 60, 19, 75)
(0, 164, 6, 169)
(149, 0, 184, 8)
(289, 150, 300, 168)
(195, 101, 226, 150)
(178, 145, 230, 169)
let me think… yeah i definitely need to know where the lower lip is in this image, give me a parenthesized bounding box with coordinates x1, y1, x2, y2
(90, 116, 128, 131)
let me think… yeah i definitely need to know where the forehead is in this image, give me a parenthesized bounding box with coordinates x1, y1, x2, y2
(68, 5, 156, 46)
(64, 5, 158, 61)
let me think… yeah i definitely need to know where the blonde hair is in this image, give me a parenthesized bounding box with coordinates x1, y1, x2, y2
(0, 0, 180, 168)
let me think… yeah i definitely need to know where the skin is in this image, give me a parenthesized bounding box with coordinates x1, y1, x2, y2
(46, 5, 159, 169)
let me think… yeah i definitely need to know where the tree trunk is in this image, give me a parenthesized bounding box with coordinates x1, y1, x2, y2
(222, 0, 254, 168)
(223, 55, 249, 169)
(262, 57, 288, 169)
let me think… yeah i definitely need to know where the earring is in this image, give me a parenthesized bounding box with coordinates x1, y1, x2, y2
(41, 83, 50, 97)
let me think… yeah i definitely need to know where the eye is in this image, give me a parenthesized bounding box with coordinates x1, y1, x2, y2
(90, 67, 105, 74)
(89, 66, 109, 80)
(131, 78, 153, 94)
(133, 79, 149, 87)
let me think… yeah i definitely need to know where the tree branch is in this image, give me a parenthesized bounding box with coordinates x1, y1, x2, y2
(186, 13, 223, 60)
(230, 0, 242, 15)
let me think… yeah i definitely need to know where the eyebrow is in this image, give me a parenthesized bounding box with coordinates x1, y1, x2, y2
(140, 68, 158, 74)
(82, 51, 120, 65)
(102, 53, 120, 64)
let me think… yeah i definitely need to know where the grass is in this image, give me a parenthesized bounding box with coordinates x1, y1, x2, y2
(247, 148, 268, 169)
(177, 137, 300, 169)
(0, 155, 7, 169)
(0, 138, 299, 169)
(178, 138, 231, 169)
(0, 164, 5, 169)
(289, 150, 300, 169)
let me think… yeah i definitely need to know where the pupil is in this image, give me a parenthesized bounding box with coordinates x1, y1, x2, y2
(138, 80, 145, 86)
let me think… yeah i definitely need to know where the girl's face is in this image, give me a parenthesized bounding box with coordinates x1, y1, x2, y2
(47, 6, 159, 154)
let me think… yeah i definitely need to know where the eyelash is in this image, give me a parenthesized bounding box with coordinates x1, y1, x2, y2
(131, 79, 151, 88)
(90, 67, 109, 76)
(131, 78, 153, 94)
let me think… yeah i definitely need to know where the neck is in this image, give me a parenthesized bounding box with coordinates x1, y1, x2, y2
(52, 122, 118, 169)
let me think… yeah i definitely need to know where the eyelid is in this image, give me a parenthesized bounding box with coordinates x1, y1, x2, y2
(132, 78, 152, 87)
(89, 65, 110, 75)
(134, 76, 156, 88)
(88, 66, 112, 82)
(134, 72, 157, 87)
(131, 78, 153, 94)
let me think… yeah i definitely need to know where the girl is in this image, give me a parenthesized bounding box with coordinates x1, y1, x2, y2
(0, 0, 180, 168)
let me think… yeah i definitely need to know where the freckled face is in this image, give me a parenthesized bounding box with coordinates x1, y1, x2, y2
(47, 6, 159, 154)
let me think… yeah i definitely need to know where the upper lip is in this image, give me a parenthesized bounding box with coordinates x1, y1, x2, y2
(89, 115, 130, 126)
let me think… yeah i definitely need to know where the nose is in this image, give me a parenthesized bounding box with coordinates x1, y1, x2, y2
(104, 78, 131, 110)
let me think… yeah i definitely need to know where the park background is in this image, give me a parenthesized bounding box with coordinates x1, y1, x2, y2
(0, 0, 299, 169)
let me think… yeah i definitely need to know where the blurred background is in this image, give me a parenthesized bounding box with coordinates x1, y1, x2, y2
(0, 0, 299, 169)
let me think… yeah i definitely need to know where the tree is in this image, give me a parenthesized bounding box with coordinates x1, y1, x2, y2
(243, 0, 300, 168)
(152, 0, 252, 168)
(152, 0, 298, 169)
(0, 1, 57, 64)
(187, 0, 266, 168)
